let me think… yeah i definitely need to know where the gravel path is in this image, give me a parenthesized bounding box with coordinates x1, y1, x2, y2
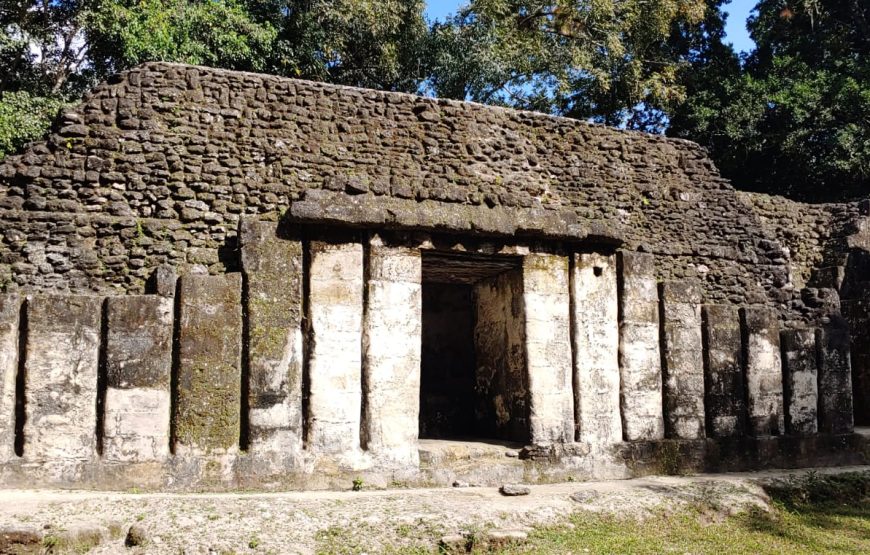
(2, 466, 867, 554)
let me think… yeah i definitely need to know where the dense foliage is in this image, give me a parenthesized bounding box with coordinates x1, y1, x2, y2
(0, 1, 867, 201)
(668, 0, 869, 201)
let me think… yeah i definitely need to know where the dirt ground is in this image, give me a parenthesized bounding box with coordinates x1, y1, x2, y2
(1, 466, 867, 554)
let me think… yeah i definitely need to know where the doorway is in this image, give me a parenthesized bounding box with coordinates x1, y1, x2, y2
(418, 251, 530, 443)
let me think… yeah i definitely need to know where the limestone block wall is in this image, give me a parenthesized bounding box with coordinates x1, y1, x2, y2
(0, 62, 814, 327)
(0, 221, 861, 490)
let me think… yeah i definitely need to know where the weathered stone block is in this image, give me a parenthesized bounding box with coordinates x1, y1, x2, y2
(24, 295, 102, 461)
(817, 324, 854, 435)
(571, 253, 621, 447)
(702, 305, 744, 437)
(175, 274, 243, 455)
(240, 220, 304, 460)
(0, 295, 21, 463)
(617, 251, 664, 441)
(780, 328, 818, 436)
(363, 239, 422, 464)
(474, 268, 528, 442)
(523, 253, 574, 443)
(307, 241, 364, 454)
(104, 295, 173, 462)
(660, 281, 705, 439)
(740, 307, 785, 436)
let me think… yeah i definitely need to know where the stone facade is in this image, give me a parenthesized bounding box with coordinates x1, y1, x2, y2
(0, 63, 868, 490)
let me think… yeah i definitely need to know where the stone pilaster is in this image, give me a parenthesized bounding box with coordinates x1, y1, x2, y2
(104, 295, 174, 462)
(240, 220, 304, 461)
(571, 253, 621, 446)
(740, 307, 785, 436)
(780, 328, 818, 436)
(175, 274, 243, 455)
(24, 296, 102, 462)
(362, 238, 422, 465)
(660, 281, 705, 439)
(523, 253, 574, 443)
(702, 305, 744, 438)
(817, 324, 854, 435)
(307, 241, 364, 454)
(617, 251, 664, 441)
(0, 295, 20, 463)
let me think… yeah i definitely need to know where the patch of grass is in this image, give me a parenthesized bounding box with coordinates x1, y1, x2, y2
(496, 471, 870, 555)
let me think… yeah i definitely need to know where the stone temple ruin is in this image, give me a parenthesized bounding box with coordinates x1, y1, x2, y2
(0, 63, 867, 490)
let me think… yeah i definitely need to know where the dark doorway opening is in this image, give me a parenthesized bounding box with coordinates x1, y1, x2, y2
(419, 251, 529, 443)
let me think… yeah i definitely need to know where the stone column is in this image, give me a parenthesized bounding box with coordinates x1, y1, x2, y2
(0, 295, 20, 463)
(523, 253, 574, 443)
(660, 281, 706, 439)
(740, 307, 785, 436)
(24, 296, 102, 462)
(571, 253, 621, 446)
(780, 328, 818, 436)
(240, 220, 304, 461)
(104, 295, 174, 462)
(617, 252, 664, 441)
(362, 238, 422, 465)
(702, 305, 744, 437)
(175, 274, 243, 455)
(817, 324, 854, 435)
(307, 241, 364, 454)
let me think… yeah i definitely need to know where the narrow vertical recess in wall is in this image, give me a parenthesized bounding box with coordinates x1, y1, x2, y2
(615, 253, 627, 442)
(738, 309, 751, 433)
(169, 278, 182, 455)
(813, 328, 824, 430)
(359, 234, 371, 451)
(95, 298, 109, 456)
(657, 283, 668, 438)
(700, 307, 713, 435)
(13, 299, 28, 457)
(300, 238, 312, 449)
(779, 331, 793, 433)
(567, 253, 581, 442)
(239, 273, 251, 452)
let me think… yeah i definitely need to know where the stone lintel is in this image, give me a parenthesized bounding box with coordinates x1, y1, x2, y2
(288, 190, 625, 246)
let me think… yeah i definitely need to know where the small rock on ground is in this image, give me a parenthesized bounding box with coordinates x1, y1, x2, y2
(500, 484, 531, 496)
(125, 524, 148, 547)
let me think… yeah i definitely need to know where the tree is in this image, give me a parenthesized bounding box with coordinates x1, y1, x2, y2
(0, 0, 430, 159)
(426, 0, 710, 128)
(263, 0, 429, 93)
(0, 90, 65, 158)
(86, 0, 278, 76)
(668, 0, 870, 201)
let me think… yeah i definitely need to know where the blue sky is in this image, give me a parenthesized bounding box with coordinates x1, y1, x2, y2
(425, 0, 757, 53)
